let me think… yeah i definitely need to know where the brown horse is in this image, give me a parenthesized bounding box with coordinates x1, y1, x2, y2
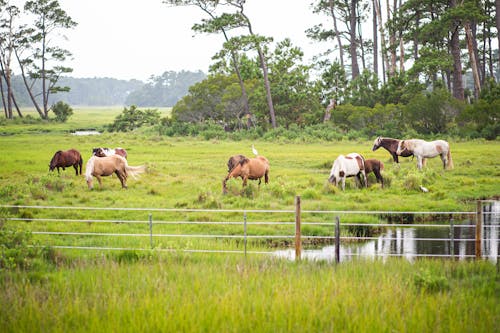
(372, 136, 413, 163)
(223, 156, 269, 194)
(49, 149, 83, 175)
(85, 155, 146, 189)
(364, 159, 384, 187)
(92, 147, 128, 159)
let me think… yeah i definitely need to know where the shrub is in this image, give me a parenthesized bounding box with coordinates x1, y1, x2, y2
(0, 222, 45, 271)
(51, 101, 73, 122)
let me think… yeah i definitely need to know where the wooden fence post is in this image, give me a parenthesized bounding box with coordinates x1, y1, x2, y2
(243, 211, 247, 257)
(476, 201, 482, 259)
(335, 216, 340, 263)
(295, 195, 301, 261)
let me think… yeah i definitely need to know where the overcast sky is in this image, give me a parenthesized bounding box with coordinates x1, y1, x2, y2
(55, 0, 331, 81)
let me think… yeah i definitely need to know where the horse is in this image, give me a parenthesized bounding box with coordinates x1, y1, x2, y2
(364, 159, 384, 187)
(49, 149, 83, 175)
(227, 154, 247, 173)
(396, 139, 453, 170)
(223, 156, 269, 194)
(372, 136, 413, 163)
(92, 147, 128, 159)
(328, 153, 367, 191)
(85, 155, 146, 189)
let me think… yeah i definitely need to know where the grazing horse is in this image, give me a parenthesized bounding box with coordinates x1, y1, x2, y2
(223, 156, 270, 194)
(85, 155, 146, 189)
(396, 139, 453, 170)
(49, 149, 83, 175)
(92, 147, 128, 159)
(227, 154, 247, 173)
(372, 136, 413, 163)
(328, 153, 367, 191)
(364, 159, 384, 188)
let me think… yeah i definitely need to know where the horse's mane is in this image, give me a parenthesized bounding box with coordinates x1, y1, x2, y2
(85, 156, 96, 181)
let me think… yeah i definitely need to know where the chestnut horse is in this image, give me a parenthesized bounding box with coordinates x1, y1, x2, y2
(328, 153, 367, 191)
(92, 147, 128, 159)
(372, 136, 413, 163)
(364, 159, 384, 187)
(85, 155, 146, 189)
(49, 149, 83, 175)
(397, 139, 453, 170)
(223, 156, 269, 194)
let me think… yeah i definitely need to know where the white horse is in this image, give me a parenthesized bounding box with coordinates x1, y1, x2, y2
(328, 153, 367, 191)
(396, 139, 453, 170)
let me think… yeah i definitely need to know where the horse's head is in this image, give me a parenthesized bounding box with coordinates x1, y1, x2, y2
(92, 148, 106, 157)
(49, 151, 62, 171)
(396, 140, 406, 155)
(372, 136, 382, 151)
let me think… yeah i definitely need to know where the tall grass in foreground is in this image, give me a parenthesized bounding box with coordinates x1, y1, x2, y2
(0, 255, 498, 333)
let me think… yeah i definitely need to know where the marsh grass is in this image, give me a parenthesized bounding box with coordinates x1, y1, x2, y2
(0, 255, 498, 332)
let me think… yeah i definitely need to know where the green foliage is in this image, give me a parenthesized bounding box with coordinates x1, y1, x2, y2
(51, 101, 73, 122)
(413, 269, 450, 293)
(107, 105, 161, 132)
(403, 88, 464, 135)
(0, 222, 44, 271)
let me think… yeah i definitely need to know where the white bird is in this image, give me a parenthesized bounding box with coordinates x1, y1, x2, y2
(252, 144, 258, 156)
(420, 185, 429, 193)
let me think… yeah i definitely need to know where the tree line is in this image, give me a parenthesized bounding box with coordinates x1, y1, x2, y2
(162, 0, 498, 139)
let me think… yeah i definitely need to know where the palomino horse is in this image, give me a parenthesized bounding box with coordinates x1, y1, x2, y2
(223, 156, 269, 194)
(92, 147, 128, 159)
(328, 153, 367, 191)
(85, 155, 146, 189)
(49, 149, 83, 175)
(364, 159, 384, 188)
(396, 139, 453, 170)
(372, 136, 413, 163)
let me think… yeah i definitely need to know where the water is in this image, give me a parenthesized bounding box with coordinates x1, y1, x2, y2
(275, 202, 499, 263)
(72, 130, 101, 136)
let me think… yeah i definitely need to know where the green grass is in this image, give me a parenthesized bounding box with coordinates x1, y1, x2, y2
(0, 109, 499, 332)
(0, 255, 498, 333)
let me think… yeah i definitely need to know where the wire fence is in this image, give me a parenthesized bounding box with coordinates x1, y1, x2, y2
(1, 199, 498, 262)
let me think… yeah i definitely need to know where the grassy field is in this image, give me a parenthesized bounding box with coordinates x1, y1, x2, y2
(0, 108, 499, 332)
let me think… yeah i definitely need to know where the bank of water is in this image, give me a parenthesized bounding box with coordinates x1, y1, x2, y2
(275, 202, 499, 263)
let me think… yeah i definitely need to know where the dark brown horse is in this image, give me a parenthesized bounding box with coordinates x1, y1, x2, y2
(364, 159, 384, 187)
(49, 149, 83, 175)
(223, 156, 269, 194)
(92, 147, 128, 159)
(372, 136, 413, 163)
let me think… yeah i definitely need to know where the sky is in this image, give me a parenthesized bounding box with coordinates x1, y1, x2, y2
(55, 0, 331, 82)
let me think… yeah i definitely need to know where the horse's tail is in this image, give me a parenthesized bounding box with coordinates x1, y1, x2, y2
(85, 156, 95, 182)
(126, 164, 147, 179)
(447, 147, 454, 170)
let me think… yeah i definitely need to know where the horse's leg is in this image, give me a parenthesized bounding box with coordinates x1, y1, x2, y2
(73, 164, 78, 176)
(116, 170, 127, 188)
(96, 175, 103, 187)
(392, 153, 399, 163)
(362, 170, 367, 188)
(265, 171, 269, 184)
(341, 177, 346, 191)
(417, 156, 423, 170)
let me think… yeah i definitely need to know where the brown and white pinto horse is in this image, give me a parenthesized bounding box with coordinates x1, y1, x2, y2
(85, 155, 145, 189)
(92, 147, 128, 159)
(49, 149, 83, 175)
(328, 153, 367, 191)
(396, 139, 453, 170)
(364, 159, 384, 188)
(223, 156, 269, 194)
(372, 136, 413, 163)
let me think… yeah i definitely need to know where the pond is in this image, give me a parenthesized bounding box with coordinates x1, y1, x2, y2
(275, 202, 499, 263)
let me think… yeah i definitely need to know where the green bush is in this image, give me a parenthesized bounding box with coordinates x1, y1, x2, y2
(0, 222, 44, 271)
(51, 101, 73, 122)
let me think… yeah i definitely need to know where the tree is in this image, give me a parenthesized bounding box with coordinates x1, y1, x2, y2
(16, 0, 77, 119)
(0, 1, 23, 119)
(51, 100, 72, 122)
(108, 105, 161, 132)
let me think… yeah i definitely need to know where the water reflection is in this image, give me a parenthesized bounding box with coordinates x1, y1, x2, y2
(275, 202, 499, 263)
